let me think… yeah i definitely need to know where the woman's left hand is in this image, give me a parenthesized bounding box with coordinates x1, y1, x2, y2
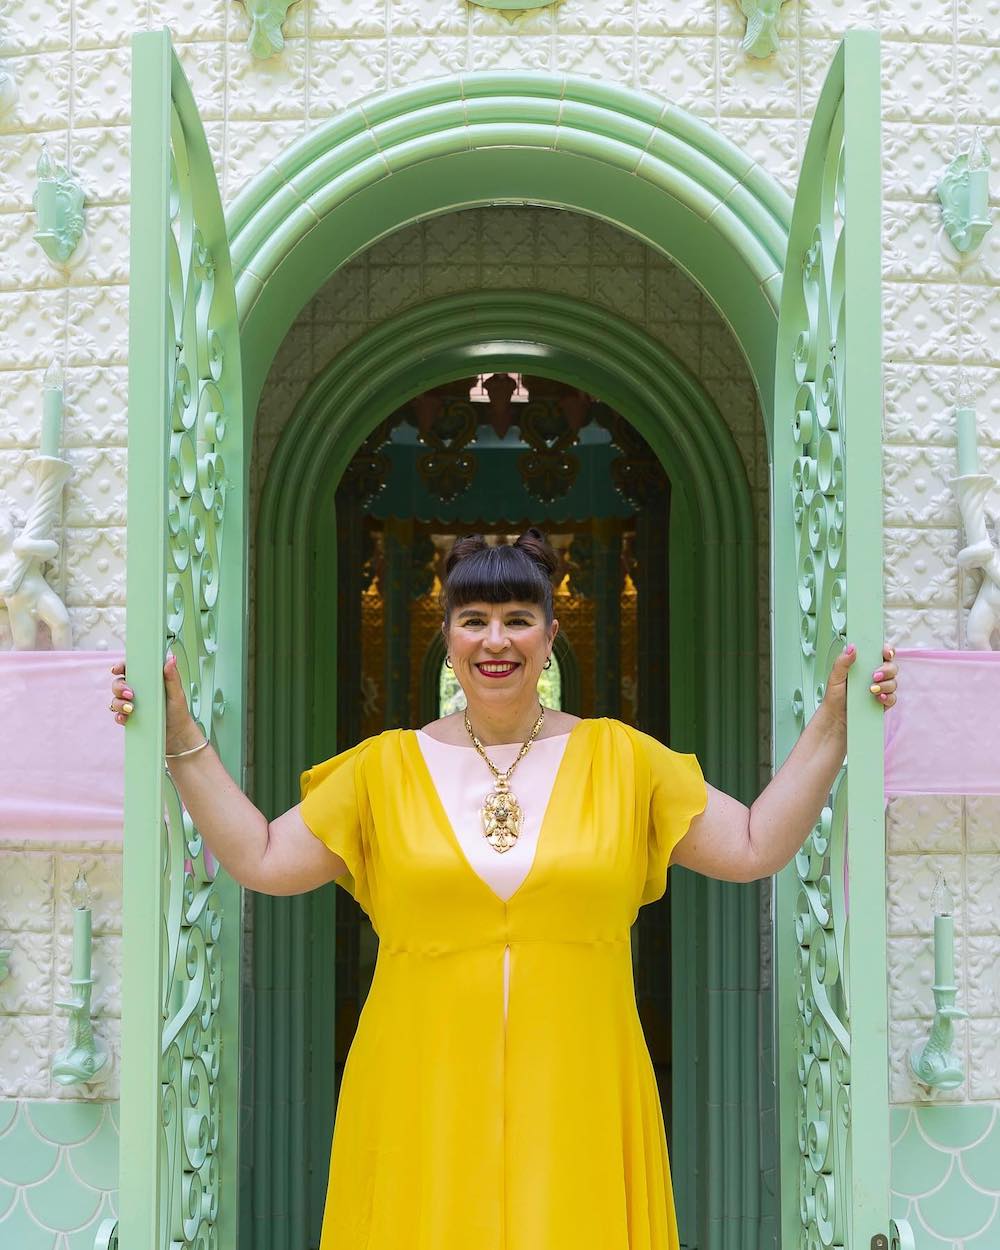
(822, 641, 898, 732)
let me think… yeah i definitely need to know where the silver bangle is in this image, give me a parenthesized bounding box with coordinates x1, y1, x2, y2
(165, 738, 210, 760)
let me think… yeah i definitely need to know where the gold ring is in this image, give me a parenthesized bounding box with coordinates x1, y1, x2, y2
(109, 701, 116, 712)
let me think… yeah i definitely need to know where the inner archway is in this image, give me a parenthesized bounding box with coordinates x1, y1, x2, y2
(247, 274, 766, 1248)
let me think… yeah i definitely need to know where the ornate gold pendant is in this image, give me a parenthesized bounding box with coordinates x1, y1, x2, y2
(481, 780, 522, 853)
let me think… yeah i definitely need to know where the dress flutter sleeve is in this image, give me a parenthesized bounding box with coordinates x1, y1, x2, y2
(638, 730, 708, 906)
(299, 736, 376, 913)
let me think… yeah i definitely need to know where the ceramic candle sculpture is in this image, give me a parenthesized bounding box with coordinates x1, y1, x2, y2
(910, 874, 967, 1091)
(0, 363, 73, 649)
(950, 406, 1000, 649)
(52, 871, 108, 1085)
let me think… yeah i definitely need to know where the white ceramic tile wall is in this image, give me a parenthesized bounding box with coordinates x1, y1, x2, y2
(0, 0, 996, 1115)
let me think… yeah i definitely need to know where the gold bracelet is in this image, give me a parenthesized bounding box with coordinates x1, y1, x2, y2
(165, 738, 210, 760)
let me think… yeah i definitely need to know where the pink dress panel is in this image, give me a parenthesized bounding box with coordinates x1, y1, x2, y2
(415, 730, 570, 1019)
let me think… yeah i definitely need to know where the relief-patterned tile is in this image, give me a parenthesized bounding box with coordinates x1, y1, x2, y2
(635, 37, 716, 116)
(71, 127, 131, 209)
(883, 123, 963, 201)
(0, 931, 53, 1014)
(387, 36, 467, 85)
(73, 49, 132, 127)
(62, 448, 127, 527)
(0, 853, 55, 932)
(881, 41, 956, 124)
(965, 797, 1000, 852)
(66, 286, 130, 368)
(227, 37, 307, 121)
(722, 36, 799, 118)
(0, 1017, 51, 1098)
(966, 936, 1000, 1017)
(883, 200, 958, 283)
(884, 608, 959, 650)
(884, 527, 958, 607)
(966, 856, 1000, 935)
(887, 795, 963, 854)
(884, 445, 960, 526)
(883, 364, 960, 446)
(969, 1019, 1000, 1099)
(956, 44, 1000, 125)
(883, 281, 960, 363)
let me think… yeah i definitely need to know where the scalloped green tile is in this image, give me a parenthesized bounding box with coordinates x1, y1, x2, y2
(26, 1101, 104, 1147)
(0, 1196, 58, 1249)
(0, 1102, 17, 1136)
(0, 1178, 16, 1220)
(917, 1104, 996, 1151)
(891, 1114, 952, 1197)
(965, 1205, 1000, 1250)
(0, 1108, 59, 1187)
(24, 1156, 103, 1232)
(919, 1164, 998, 1239)
(962, 1116, 1000, 1193)
(891, 1107, 912, 1144)
(67, 1110, 117, 1191)
(67, 1209, 117, 1250)
(911, 1219, 960, 1250)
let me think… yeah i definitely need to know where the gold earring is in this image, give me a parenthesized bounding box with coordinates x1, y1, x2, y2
(445, 656, 454, 669)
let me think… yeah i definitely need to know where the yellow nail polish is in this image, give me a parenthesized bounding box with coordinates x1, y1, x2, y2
(122, 702, 134, 714)
(869, 683, 881, 694)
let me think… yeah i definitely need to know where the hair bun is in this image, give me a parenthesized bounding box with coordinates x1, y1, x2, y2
(444, 533, 488, 577)
(513, 527, 558, 578)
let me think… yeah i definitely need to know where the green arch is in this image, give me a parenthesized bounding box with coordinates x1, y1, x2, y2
(250, 289, 764, 1248)
(228, 72, 791, 428)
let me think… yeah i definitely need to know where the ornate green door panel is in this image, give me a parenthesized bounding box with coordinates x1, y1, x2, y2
(773, 32, 910, 1250)
(119, 30, 244, 1250)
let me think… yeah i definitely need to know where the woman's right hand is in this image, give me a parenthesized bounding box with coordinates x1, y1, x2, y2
(109, 653, 201, 753)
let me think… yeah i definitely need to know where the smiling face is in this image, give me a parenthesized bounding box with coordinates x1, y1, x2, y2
(444, 600, 559, 719)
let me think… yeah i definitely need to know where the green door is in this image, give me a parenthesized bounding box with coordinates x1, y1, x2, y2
(772, 32, 912, 1250)
(117, 30, 245, 1250)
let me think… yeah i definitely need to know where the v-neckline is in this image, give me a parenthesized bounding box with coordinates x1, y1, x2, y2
(405, 720, 590, 907)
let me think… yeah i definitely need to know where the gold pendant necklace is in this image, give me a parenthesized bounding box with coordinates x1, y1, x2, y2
(464, 705, 546, 854)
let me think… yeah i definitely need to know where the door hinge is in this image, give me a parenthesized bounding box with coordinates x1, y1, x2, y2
(871, 1237, 888, 1250)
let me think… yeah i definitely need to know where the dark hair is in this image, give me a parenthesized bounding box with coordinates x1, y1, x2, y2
(441, 528, 558, 625)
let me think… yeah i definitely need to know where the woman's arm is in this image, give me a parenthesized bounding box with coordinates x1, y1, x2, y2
(111, 656, 348, 896)
(670, 643, 897, 883)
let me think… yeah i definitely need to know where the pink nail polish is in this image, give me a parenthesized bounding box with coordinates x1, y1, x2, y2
(873, 670, 884, 682)
(879, 693, 888, 702)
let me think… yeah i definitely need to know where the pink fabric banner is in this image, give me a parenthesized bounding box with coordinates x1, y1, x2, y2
(0, 650, 126, 840)
(884, 648, 1000, 797)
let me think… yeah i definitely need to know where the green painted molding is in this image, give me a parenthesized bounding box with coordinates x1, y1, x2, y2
(226, 72, 791, 429)
(250, 288, 762, 1250)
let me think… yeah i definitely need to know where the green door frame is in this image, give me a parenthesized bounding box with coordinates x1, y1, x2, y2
(249, 290, 763, 1250)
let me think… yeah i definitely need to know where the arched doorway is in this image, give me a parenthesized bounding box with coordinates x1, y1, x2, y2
(249, 280, 763, 1248)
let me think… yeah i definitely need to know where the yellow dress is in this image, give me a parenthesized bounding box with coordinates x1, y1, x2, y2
(299, 717, 707, 1250)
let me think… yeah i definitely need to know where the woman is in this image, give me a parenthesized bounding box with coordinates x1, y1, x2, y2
(109, 528, 898, 1250)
